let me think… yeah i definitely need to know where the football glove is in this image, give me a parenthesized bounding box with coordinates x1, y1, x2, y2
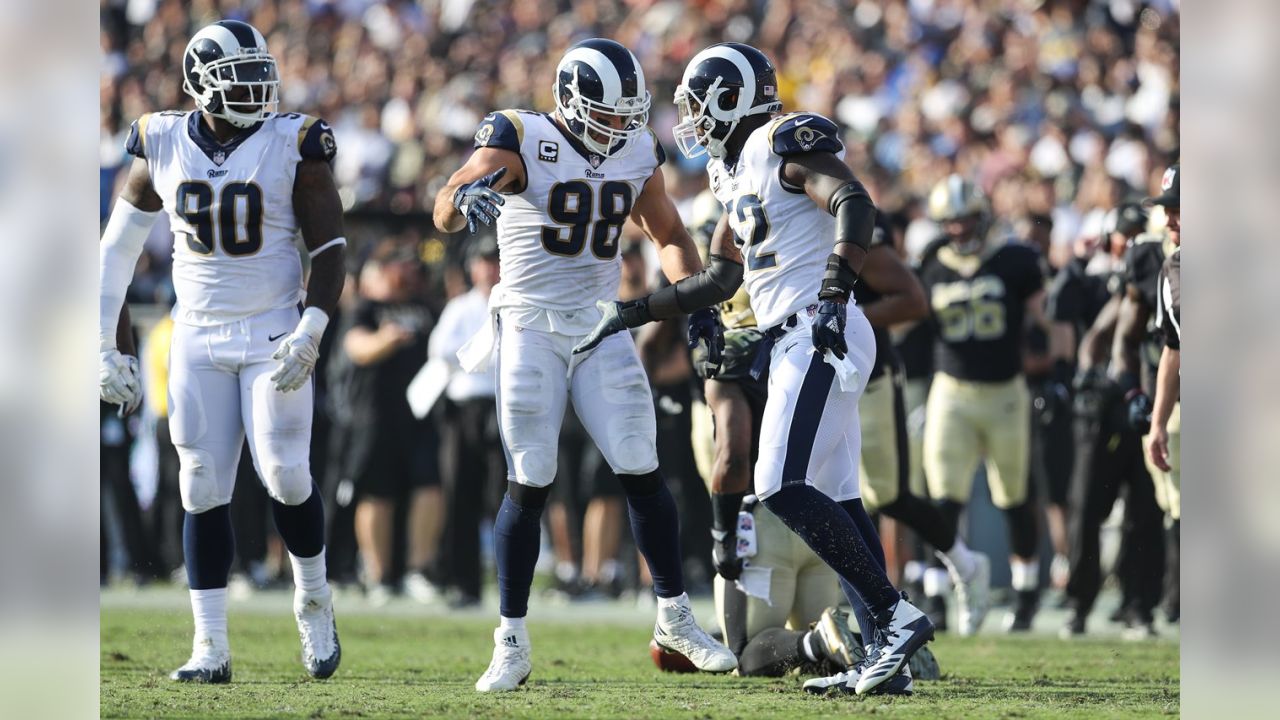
(710, 528, 743, 581)
(687, 308, 724, 379)
(452, 167, 507, 234)
(271, 308, 329, 393)
(811, 300, 848, 359)
(1125, 390, 1153, 434)
(572, 299, 654, 355)
(100, 349, 141, 415)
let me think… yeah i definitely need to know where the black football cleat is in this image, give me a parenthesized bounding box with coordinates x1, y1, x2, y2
(1005, 590, 1040, 633)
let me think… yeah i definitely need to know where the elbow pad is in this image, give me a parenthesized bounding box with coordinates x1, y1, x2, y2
(647, 254, 744, 320)
(828, 181, 876, 253)
(100, 198, 160, 350)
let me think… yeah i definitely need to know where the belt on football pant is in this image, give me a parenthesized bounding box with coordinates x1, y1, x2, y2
(748, 312, 802, 381)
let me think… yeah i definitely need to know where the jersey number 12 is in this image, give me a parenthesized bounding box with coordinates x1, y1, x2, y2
(177, 181, 264, 257)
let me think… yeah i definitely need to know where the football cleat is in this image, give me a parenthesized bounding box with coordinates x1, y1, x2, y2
(1004, 589, 1040, 633)
(654, 600, 738, 673)
(855, 597, 935, 695)
(295, 586, 341, 679)
(475, 626, 532, 692)
(803, 661, 914, 696)
(811, 606, 864, 669)
(948, 551, 991, 637)
(169, 636, 232, 684)
(1059, 612, 1087, 640)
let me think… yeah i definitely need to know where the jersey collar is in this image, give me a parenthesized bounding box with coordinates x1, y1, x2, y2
(187, 112, 265, 166)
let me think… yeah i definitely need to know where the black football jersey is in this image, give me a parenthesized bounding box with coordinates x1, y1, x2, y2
(852, 219, 899, 380)
(918, 239, 1044, 382)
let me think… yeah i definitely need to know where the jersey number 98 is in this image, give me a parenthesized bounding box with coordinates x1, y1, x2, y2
(542, 180, 633, 259)
(177, 181, 264, 257)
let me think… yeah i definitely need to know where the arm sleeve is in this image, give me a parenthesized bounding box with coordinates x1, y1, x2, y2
(100, 198, 160, 350)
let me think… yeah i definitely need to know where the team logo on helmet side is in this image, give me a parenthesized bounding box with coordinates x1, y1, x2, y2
(1161, 167, 1176, 191)
(673, 43, 783, 160)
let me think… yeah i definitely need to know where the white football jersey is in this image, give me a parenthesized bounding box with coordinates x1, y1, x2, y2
(126, 110, 337, 325)
(472, 110, 664, 316)
(707, 112, 851, 328)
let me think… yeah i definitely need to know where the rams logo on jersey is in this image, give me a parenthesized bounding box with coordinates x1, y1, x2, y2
(794, 126, 824, 152)
(475, 123, 495, 147)
(320, 130, 337, 157)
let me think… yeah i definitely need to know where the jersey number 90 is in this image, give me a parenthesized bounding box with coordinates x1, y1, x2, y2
(177, 181, 264, 257)
(542, 180, 633, 259)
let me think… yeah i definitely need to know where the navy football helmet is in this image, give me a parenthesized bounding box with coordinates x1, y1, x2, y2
(673, 43, 782, 160)
(182, 20, 279, 128)
(553, 38, 651, 158)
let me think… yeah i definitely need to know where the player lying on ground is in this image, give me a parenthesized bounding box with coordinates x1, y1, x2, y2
(99, 19, 343, 683)
(576, 42, 935, 696)
(432, 38, 735, 693)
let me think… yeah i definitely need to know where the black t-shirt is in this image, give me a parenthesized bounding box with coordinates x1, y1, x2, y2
(1158, 248, 1181, 350)
(1048, 256, 1116, 337)
(344, 299, 434, 430)
(1124, 235, 1167, 392)
(852, 219, 899, 380)
(918, 239, 1044, 382)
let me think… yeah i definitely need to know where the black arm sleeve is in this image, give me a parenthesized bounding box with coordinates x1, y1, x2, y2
(829, 181, 876, 253)
(620, 254, 744, 327)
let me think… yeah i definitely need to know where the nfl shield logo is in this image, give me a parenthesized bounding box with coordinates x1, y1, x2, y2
(212, 150, 226, 166)
(589, 154, 602, 168)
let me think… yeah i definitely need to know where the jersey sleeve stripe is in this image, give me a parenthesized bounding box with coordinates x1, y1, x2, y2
(297, 116, 318, 152)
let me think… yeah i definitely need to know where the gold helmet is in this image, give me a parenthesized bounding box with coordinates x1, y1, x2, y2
(927, 174, 988, 223)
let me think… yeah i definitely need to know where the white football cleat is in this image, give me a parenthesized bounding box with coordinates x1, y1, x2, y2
(855, 597, 935, 695)
(803, 660, 914, 696)
(949, 551, 991, 637)
(475, 626, 532, 692)
(295, 585, 341, 679)
(169, 635, 232, 684)
(653, 600, 738, 673)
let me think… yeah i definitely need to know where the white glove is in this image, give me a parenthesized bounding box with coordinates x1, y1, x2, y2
(270, 307, 330, 393)
(100, 349, 141, 413)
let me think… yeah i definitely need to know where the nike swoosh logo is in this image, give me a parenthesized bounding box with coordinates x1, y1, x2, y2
(794, 117, 812, 126)
(269, 332, 288, 342)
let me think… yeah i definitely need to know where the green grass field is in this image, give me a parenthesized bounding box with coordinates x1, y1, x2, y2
(101, 591, 1179, 719)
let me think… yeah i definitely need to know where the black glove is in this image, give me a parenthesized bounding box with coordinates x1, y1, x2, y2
(711, 528, 743, 581)
(452, 167, 507, 234)
(687, 307, 724, 379)
(811, 299, 848, 359)
(1125, 390, 1153, 434)
(572, 299, 652, 355)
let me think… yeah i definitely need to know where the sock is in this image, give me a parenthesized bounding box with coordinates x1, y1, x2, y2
(555, 561, 578, 583)
(621, 472, 685, 599)
(762, 485, 898, 624)
(903, 560, 926, 585)
(923, 567, 951, 598)
(599, 559, 620, 583)
(271, 481, 326, 559)
(838, 498, 889, 636)
(657, 592, 690, 611)
(940, 536, 978, 580)
(190, 587, 228, 647)
(1003, 502, 1038, 559)
(495, 493, 545, 618)
(880, 494, 956, 550)
(800, 630, 821, 662)
(936, 499, 965, 545)
(289, 550, 328, 593)
(499, 616, 526, 633)
(1010, 558, 1040, 592)
(183, 506, 235, 590)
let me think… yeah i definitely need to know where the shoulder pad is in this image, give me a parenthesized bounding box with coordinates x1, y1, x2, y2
(919, 236, 950, 266)
(296, 115, 338, 163)
(768, 113, 842, 157)
(474, 110, 525, 152)
(125, 114, 152, 159)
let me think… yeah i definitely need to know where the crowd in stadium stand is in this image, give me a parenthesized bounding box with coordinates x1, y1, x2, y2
(99, 0, 1181, 630)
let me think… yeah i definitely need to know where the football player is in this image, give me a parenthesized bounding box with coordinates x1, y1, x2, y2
(98, 20, 343, 682)
(432, 38, 735, 692)
(916, 176, 1058, 633)
(576, 42, 934, 696)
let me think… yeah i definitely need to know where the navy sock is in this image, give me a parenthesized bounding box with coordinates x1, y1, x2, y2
(494, 485, 547, 618)
(271, 481, 326, 558)
(762, 484, 898, 622)
(838, 499, 889, 637)
(1004, 501, 1038, 559)
(183, 505, 235, 590)
(620, 471, 685, 599)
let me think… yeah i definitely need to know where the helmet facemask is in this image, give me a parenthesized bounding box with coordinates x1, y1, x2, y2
(673, 77, 780, 160)
(555, 65, 650, 158)
(185, 49, 280, 129)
